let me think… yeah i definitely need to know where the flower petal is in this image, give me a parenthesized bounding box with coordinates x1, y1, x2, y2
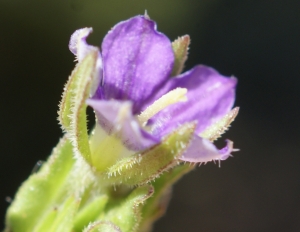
(69, 28, 103, 96)
(179, 136, 234, 163)
(87, 99, 159, 151)
(147, 65, 237, 137)
(97, 15, 174, 114)
(69, 28, 95, 61)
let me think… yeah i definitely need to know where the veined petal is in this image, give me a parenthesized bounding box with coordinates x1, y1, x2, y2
(87, 99, 159, 151)
(148, 65, 237, 137)
(179, 136, 234, 163)
(98, 15, 174, 114)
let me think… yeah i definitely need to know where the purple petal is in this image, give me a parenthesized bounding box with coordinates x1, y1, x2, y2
(179, 136, 234, 163)
(97, 15, 174, 114)
(87, 99, 159, 151)
(147, 65, 237, 137)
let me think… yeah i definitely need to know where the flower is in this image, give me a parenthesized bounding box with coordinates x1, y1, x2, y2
(69, 15, 237, 171)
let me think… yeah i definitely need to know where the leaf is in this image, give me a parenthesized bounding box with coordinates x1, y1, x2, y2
(200, 107, 239, 141)
(171, 35, 190, 76)
(58, 49, 99, 163)
(98, 185, 154, 232)
(5, 137, 75, 232)
(104, 123, 196, 186)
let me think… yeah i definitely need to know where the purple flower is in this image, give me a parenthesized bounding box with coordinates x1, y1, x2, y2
(69, 15, 237, 166)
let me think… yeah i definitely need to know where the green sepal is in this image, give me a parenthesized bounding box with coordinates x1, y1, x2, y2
(5, 137, 75, 232)
(83, 221, 121, 232)
(34, 195, 80, 232)
(140, 164, 194, 232)
(58, 50, 99, 163)
(200, 107, 239, 141)
(104, 123, 196, 186)
(73, 195, 108, 232)
(171, 35, 190, 76)
(48, 196, 79, 232)
(97, 185, 154, 232)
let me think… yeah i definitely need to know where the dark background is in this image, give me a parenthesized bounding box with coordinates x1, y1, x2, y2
(1, 0, 300, 231)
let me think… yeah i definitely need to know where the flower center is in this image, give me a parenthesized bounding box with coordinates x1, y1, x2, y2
(137, 87, 187, 126)
(89, 88, 188, 172)
(90, 123, 132, 172)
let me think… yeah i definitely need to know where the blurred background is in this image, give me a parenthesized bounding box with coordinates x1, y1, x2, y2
(1, 0, 300, 231)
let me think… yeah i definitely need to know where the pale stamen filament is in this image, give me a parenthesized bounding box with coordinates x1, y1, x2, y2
(138, 87, 188, 126)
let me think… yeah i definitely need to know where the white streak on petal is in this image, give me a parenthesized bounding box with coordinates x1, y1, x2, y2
(69, 28, 103, 97)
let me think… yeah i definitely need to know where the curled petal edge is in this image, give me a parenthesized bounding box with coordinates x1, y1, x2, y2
(179, 136, 235, 164)
(69, 28, 103, 96)
(69, 28, 95, 61)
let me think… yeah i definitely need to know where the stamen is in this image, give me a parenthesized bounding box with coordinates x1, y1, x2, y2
(116, 103, 132, 131)
(138, 88, 187, 126)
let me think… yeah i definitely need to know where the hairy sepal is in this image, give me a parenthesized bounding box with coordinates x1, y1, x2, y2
(35, 195, 80, 232)
(83, 221, 121, 232)
(200, 107, 239, 141)
(58, 50, 99, 163)
(105, 123, 196, 186)
(73, 195, 108, 232)
(97, 185, 154, 232)
(171, 35, 190, 76)
(5, 137, 75, 232)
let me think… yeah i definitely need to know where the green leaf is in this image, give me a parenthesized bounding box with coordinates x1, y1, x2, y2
(83, 221, 121, 232)
(200, 107, 239, 141)
(104, 123, 196, 186)
(171, 35, 190, 76)
(58, 50, 99, 163)
(5, 137, 75, 232)
(98, 185, 154, 232)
